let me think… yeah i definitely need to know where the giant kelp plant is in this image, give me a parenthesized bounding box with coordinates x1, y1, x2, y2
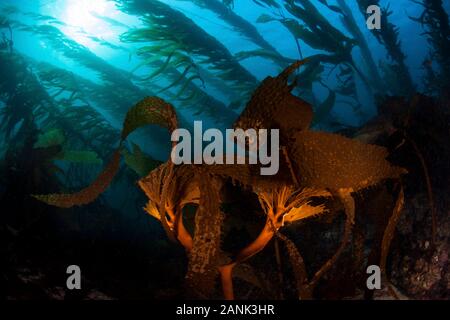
(1, 0, 449, 300)
(34, 61, 407, 299)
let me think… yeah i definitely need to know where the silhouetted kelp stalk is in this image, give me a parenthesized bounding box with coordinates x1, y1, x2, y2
(0, 51, 121, 160)
(115, 0, 259, 103)
(411, 0, 450, 95)
(0, 51, 132, 199)
(33, 60, 408, 300)
(129, 46, 238, 123)
(0, 16, 13, 53)
(335, 0, 385, 94)
(2, 7, 200, 167)
(0, 41, 145, 174)
(356, 0, 415, 96)
(255, 0, 377, 125)
(39, 0, 237, 123)
(11, 22, 148, 117)
(182, 0, 292, 67)
(5, 11, 201, 134)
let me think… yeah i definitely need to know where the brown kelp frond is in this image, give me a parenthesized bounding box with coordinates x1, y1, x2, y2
(139, 164, 199, 214)
(139, 163, 198, 249)
(380, 184, 405, 273)
(234, 59, 313, 137)
(216, 183, 331, 299)
(308, 188, 355, 290)
(256, 185, 331, 221)
(276, 232, 311, 299)
(33, 97, 179, 208)
(292, 131, 407, 190)
(122, 97, 178, 138)
(32, 151, 121, 208)
(138, 162, 172, 212)
(276, 189, 356, 299)
(186, 174, 225, 298)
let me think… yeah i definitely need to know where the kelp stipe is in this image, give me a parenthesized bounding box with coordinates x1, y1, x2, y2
(356, 0, 415, 96)
(412, 0, 450, 95)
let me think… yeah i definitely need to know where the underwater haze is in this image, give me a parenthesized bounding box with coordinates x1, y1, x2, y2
(2, 1, 448, 145)
(1, 0, 449, 301)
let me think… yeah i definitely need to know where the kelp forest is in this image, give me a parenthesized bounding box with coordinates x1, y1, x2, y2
(0, 0, 449, 300)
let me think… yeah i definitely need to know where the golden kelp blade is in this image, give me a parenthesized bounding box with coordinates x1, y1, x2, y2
(32, 151, 121, 208)
(33, 97, 178, 208)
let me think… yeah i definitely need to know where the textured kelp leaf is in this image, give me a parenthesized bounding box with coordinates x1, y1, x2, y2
(122, 96, 178, 139)
(291, 131, 407, 190)
(234, 60, 312, 138)
(33, 128, 65, 148)
(33, 97, 178, 208)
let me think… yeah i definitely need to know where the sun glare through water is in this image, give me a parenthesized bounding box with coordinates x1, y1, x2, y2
(59, 0, 118, 49)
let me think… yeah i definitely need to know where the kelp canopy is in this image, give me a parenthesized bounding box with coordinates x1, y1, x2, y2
(1, 0, 447, 138)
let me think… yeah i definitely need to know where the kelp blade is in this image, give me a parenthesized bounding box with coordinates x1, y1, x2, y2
(33, 97, 178, 208)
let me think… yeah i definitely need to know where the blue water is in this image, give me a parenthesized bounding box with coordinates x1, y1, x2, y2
(1, 0, 449, 161)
